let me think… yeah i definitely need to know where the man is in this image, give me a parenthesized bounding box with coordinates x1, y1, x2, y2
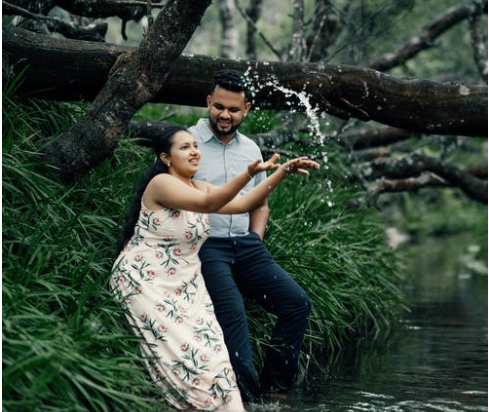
(188, 69, 312, 403)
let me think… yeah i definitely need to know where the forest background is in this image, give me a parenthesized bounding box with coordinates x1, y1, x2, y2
(2, 0, 487, 411)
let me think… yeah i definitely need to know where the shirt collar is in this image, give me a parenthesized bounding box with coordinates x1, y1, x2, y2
(197, 118, 241, 144)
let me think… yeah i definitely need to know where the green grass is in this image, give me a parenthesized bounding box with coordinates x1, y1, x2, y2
(2, 93, 164, 411)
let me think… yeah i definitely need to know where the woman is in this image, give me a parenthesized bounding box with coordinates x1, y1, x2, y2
(110, 124, 319, 411)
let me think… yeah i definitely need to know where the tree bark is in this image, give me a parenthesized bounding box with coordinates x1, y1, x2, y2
(36, 0, 211, 183)
(4, 25, 487, 138)
(364, 153, 488, 204)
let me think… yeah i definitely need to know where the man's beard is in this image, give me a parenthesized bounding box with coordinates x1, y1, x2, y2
(209, 117, 241, 137)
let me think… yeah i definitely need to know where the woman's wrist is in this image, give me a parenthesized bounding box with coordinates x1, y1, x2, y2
(280, 164, 293, 175)
(246, 169, 254, 179)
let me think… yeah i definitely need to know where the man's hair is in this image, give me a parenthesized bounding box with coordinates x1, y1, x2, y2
(211, 69, 251, 102)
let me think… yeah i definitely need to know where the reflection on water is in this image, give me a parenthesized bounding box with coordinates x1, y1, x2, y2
(250, 235, 488, 412)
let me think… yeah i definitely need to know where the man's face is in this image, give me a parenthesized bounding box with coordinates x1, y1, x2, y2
(207, 85, 251, 140)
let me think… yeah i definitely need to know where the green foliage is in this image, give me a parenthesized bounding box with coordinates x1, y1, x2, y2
(182, 0, 485, 83)
(238, 110, 284, 135)
(134, 103, 207, 126)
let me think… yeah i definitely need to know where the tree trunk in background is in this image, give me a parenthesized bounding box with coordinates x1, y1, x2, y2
(287, 0, 306, 62)
(217, 0, 239, 59)
(306, 0, 341, 62)
(245, 0, 263, 59)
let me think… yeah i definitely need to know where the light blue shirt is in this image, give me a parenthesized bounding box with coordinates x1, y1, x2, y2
(189, 118, 266, 238)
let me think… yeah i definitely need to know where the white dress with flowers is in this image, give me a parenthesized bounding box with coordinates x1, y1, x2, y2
(110, 203, 243, 411)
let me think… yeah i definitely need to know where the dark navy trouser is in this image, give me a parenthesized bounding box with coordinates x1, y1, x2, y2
(198, 232, 312, 401)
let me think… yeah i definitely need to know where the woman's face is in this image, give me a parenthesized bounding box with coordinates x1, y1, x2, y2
(162, 131, 201, 178)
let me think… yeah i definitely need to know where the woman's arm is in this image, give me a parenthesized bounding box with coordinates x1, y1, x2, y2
(143, 157, 278, 213)
(215, 157, 320, 214)
(143, 155, 319, 214)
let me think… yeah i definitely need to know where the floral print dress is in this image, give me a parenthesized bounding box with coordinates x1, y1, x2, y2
(110, 203, 243, 411)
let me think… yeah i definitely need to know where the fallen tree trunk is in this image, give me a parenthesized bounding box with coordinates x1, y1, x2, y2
(3, 26, 487, 137)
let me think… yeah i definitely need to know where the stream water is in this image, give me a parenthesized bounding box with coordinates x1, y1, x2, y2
(251, 234, 488, 412)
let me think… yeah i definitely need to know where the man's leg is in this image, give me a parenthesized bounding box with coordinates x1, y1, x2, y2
(234, 233, 312, 393)
(199, 237, 261, 402)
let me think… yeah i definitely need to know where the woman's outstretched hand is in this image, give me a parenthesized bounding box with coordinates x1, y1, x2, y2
(280, 156, 320, 175)
(247, 153, 281, 177)
(247, 154, 320, 177)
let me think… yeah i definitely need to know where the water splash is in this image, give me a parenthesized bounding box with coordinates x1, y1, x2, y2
(243, 69, 335, 207)
(244, 69, 327, 145)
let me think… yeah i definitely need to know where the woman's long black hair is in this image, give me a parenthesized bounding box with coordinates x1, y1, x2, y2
(113, 124, 188, 258)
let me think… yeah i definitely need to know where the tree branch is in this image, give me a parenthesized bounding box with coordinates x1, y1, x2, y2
(376, 172, 450, 192)
(217, 0, 239, 59)
(305, 0, 341, 62)
(362, 153, 488, 203)
(2, 1, 52, 20)
(287, 0, 306, 62)
(366, 0, 488, 72)
(243, 0, 262, 60)
(339, 126, 415, 150)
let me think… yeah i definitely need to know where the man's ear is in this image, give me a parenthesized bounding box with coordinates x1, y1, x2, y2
(206, 95, 212, 108)
(244, 101, 252, 116)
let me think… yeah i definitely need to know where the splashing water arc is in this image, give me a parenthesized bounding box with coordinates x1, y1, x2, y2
(243, 68, 334, 207)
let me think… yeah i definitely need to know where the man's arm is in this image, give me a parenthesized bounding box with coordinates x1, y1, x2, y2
(249, 199, 270, 240)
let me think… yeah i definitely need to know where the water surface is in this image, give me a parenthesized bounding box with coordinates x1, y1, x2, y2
(251, 235, 488, 412)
